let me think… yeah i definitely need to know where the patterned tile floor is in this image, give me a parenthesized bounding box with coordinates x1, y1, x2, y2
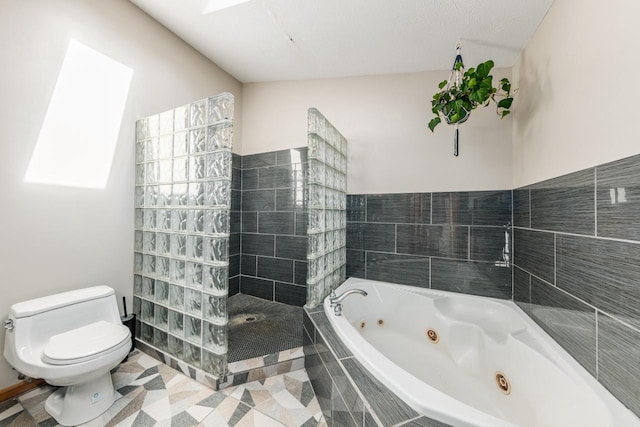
(0, 351, 325, 427)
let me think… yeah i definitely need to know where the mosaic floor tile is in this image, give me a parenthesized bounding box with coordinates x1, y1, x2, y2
(3, 351, 324, 427)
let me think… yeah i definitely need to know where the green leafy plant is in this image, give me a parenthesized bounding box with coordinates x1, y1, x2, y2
(428, 60, 514, 132)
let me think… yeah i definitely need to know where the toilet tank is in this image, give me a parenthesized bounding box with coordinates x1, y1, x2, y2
(5, 286, 123, 367)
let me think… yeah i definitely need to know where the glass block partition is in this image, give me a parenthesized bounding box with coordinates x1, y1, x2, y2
(306, 108, 348, 307)
(133, 93, 234, 380)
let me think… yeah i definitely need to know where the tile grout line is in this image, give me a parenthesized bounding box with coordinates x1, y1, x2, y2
(513, 226, 640, 246)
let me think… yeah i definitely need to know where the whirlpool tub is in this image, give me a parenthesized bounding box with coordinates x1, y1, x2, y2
(323, 278, 639, 427)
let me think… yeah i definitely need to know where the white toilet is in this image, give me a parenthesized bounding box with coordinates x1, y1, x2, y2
(3, 286, 131, 426)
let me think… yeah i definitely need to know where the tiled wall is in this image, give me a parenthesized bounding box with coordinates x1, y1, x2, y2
(346, 191, 512, 299)
(229, 153, 241, 296)
(238, 148, 309, 306)
(513, 154, 640, 417)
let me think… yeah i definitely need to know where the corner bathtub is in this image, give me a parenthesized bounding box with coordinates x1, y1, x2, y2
(323, 278, 639, 427)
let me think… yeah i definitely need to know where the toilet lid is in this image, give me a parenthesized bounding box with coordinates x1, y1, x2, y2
(42, 321, 130, 365)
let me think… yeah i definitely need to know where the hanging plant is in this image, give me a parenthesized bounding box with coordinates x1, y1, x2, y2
(428, 59, 515, 132)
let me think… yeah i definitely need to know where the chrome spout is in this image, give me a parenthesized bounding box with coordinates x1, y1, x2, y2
(329, 289, 367, 316)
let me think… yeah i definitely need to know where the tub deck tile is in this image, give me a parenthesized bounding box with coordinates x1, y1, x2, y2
(341, 358, 418, 427)
(310, 311, 353, 359)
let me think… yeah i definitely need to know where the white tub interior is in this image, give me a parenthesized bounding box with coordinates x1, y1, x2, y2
(324, 278, 640, 427)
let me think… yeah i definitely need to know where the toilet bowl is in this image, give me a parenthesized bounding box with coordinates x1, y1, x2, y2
(3, 286, 131, 426)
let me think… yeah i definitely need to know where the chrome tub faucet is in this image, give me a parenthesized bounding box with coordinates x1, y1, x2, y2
(329, 289, 368, 316)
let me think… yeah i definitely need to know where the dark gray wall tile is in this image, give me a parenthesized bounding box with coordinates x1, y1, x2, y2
(276, 147, 308, 165)
(257, 256, 294, 283)
(231, 189, 241, 212)
(240, 276, 274, 300)
(596, 155, 640, 240)
(242, 212, 257, 233)
(229, 232, 240, 256)
(347, 223, 395, 252)
(470, 226, 509, 263)
(232, 167, 241, 190)
(241, 168, 258, 190)
(241, 254, 257, 277)
(556, 234, 640, 328)
(519, 277, 597, 375)
(295, 212, 308, 236)
(303, 309, 316, 342)
(241, 233, 275, 257)
(276, 188, 307, 212)
(305, 352, 333, 423)
(347, 250, 365, 279)
(276, 235, 307, 261)
(243, 152, 277, 169)
(259, 165, 296, 189)
(229, 276, 239, 296)
(366, 252, 429, 287)
(295, 261, 308, 285)
(513, 266, 530, 304)
(232, 153, 241, 169)
(531, 168, 595, 235)
(431, 259, 512, 299)
(513, 228, 555, 284)
(513, 188, 529, 228)
(432, 191, 511, 226)
(275, 282, 307, 306)
(396, 224, 468, 259)
(241, 189, 275, 212)
(347, 195, 366, 223)
(342, 358, 419, 427)
(332, 384, 360, 427)
(259, 211, 295, 235)
(366, 193, 430, 224)
(229, 253, 240, 277)
(597, 312, 640, 417)
(230, 210, 241, 233)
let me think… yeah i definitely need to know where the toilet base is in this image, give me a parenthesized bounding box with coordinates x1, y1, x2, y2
(45, 372, 117, 426)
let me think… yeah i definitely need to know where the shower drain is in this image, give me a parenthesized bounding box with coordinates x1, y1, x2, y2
(229, 313, 267, 327)
(495, 371, 511, 395)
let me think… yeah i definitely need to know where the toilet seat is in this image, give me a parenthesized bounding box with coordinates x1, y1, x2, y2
(42, 321, 130, 365)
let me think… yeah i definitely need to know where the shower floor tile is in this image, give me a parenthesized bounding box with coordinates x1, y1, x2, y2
(4, 351, 325, 427)
(228, 294, 303, 363)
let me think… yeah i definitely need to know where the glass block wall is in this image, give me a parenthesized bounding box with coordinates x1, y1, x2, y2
(306, 108, 348, 307)
(133, 93, 234, 379)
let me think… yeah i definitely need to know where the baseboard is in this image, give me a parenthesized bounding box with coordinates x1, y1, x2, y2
(0, 379, 45, 403)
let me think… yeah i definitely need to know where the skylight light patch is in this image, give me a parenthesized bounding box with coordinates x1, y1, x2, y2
(24, 39, 133, 189)
(202, 0, 251, 14)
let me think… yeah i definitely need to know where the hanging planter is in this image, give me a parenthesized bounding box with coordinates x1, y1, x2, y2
(428, 44, 515, 156)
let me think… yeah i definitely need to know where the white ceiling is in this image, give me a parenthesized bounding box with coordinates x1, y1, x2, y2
(130, 0, 554, 83)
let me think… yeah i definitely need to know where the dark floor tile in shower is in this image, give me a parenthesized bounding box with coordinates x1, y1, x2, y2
(431, 258, 512, 299)
(524, 276, 597, 376)
(275, 282, 307, 306)
(431, 190, 512, 226)
(366, 252, 429, 288)
(513, 188, 530, 228)
(227, 294, 303, 362)
(396, 224, 468, 259)
(258, 211, 295, 235)
(242, 189, 276, 212)
(366, 193, 430, 224)
(240, 276, 274, 300)
(241, 233, 275, 257)
(342, 358, 419, 427)
(597, 311, 640, 417)
(596, 154, 640, 241)
(513, 228, 555, 284)
(275, 235, 308, 261)
(530, 168, 595, 235)
(242, 151, 277, 169)
(556, 234, 640, 329)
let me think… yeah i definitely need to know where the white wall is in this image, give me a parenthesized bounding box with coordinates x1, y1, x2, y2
(512, 0, 640, 187)
(0, 0, 241, 389)
(242, 70, 513, 194)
